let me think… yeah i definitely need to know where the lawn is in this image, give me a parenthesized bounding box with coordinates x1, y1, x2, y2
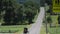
(45, 3, 60, 34)
(47, 15, 60, 34)
(40, 24, 46, 34)
(51, 15, 58, 24)
(0, 25, 30, 33)
(48, 25, 60, 34)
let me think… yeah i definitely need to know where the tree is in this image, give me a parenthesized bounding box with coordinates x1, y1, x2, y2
(1, 0, 39, 25)
(24, 1, 39, 24)
(0, 0, 4, 21)
(2, 0, 18, 25)
(47, 15, 52, 27)
(24, 8, 35, 24)
(24, 0, 39, 10)
(16, 6, 25, 24)
(45, 0, 52, 5)
(58, 15, 60, 24)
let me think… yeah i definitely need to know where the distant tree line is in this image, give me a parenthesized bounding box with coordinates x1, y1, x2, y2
(0, 0, 39, 25)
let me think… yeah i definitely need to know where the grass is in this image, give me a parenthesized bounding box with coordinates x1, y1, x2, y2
(51, 15, 58, 24)
(0, 25, 30, 33)
(32, 11, 39, 23)
(48, 24, 60, 34)
(33, 14, 38, 22)
(45, 13, 59, 34)
(40, 24, 46, 34)
(47, 15, 60, 34)
(40, 24, 60, 34)
(45, 4, 60, 34)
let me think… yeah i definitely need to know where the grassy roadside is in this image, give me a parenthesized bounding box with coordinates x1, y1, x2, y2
(45, 3, 60, 34)
(0, 25, 31, 34)
(51, 15, 58, 24)
(48, 24, 60, 34)
(40, 24, 46, 34)
(14, 25, 31, 34)
(47, 15, 60, 34)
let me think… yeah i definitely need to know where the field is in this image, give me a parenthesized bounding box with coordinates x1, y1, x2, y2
(44, 4, 60, 34)
(48, 26, 60, 34)
(0, 25, 30, 33)
(48, 15, 60, 34)
(51, 15, 58, 24)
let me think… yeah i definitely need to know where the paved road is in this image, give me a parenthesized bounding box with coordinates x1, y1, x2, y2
(28, 7, 45, 34)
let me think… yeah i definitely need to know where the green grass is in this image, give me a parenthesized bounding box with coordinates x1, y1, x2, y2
(48, 25, 60, 34)
(47, 15, 60, 34)
(0, 25, 30, 33)
(40, 24, 46, 34)
(46, 15, 60, 34)
(51, 15, 58, 24)
(45, 4, 60, 34)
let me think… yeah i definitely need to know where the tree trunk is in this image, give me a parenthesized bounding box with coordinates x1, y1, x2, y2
(50, 23, 51, 28)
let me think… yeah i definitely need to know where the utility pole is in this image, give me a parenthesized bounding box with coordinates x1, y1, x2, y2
(45, 3, 48, 34)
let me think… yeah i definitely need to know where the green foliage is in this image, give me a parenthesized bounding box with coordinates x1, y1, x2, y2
(47, 15, 52, 27)
(0, 0, 19, 25)
(45, 0, 52, 5)
(0, 0, 39, 25)
(24, 0, 39, 9)
(47, 15, 52, 23)
(58, 15, 60, 24)
(2, 0, 16, 25)
(24, 1, 39, 24)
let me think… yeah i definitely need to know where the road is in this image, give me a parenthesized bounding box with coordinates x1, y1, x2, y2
(28, 7, 45, 34)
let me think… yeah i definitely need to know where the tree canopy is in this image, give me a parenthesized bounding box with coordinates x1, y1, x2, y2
(0, 0, 40, 25)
